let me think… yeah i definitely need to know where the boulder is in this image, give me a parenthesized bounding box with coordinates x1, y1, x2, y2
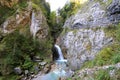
(14, 67, 22, 75)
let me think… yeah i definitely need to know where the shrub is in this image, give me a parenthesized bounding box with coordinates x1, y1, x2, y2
(0, 30, 40, 75)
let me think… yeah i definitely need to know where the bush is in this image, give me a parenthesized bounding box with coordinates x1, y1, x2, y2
(0, 30, 40, 75)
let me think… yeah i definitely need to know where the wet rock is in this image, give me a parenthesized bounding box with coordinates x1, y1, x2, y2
(21, 77, 27, 80)
(39, 62, 47, 66)
(43, 64, 51, 74)
(25, 70, 29, 75)
(34, 66, 40, 73)
(32, 56, 42, 62)
(14, 67, 22, 75)
(31, 74, 35, 78)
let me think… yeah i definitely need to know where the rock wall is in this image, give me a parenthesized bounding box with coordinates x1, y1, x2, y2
(0, 0, 19, 8)
(0, 0, 50, 76)
(60, 0, 120, 70)
(30, 11, 48, 39)
(0, 0, 49, 39)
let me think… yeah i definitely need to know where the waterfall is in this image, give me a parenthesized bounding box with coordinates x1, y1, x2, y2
(54, 44, 64, 60)
(30, 12, 40, 38)
(32, 45, 68, 80)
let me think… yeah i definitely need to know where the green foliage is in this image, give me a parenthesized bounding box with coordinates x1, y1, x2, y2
(97, 48, 113, 61)
(0, 29, 40, 75)
(95, 70, 110, 80)
(104, 23, 120, 42)
(108, 66, 116, 70)
(82, 47, 114, 68)
(0, 74, 20, 80)
(0, 6, 15, 24)
(48, 11, 63, 38)
(17, 0, 28, 9)
(82, 23, 120, 69)
(22, 56, 34, 70)
(83, 44, 120, 68)
(112, 52, 120, 64)
(32, 3, 40, 11)
(0, 0, 28, 24)
(58, 2, 77, 23)
(32, 0, 50, 19)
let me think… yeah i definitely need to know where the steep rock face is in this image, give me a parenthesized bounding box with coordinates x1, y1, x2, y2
(0, 1, 49, 39)
(0, 0, 50, 76)
(61, 28, 113, 70)
(30, 11, 48, 39)
(60, 0, 120, 70)
(107, 0, 120, 23)
(0, 0, 19, 8)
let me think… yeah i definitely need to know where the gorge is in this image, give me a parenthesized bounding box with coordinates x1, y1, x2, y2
(0, 0, 120, 80)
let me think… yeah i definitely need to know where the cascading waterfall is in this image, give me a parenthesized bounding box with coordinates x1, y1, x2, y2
(54, 44, 64, 60)
(36, 44, 67, 80)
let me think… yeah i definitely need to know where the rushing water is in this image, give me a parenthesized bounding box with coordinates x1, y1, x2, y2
(34, 44, 68, 80)
(54, 44, 64, 60)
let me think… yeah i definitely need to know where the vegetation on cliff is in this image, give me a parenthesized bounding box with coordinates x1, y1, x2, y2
(1, 0, 120, 80)
(0, 0, 52, 79)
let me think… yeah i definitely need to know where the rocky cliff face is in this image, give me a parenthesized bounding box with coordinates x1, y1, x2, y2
(60, 0, 120, 70)
(0, 0, 19, 8)
(0, 0, 50, 77)
(0, 0, 49, 39)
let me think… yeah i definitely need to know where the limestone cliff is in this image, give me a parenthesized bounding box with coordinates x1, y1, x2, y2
(0, 0, 49, 39)
(59, 0, 120, 70)
(0, 0, 50, 77)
